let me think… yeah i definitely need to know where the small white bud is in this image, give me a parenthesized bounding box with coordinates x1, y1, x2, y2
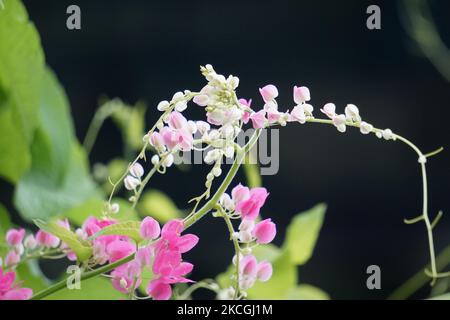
(220, 193, 235, 211)
(157, 100, 170, 112)
(382, 128, 394, 140)
(360, 121, 373, 134)
(207, 173, 214, 181)
(187, 120, 197, 134)
(124, 175, 140, 190)
(15, 243, 25, 255)
(129, 163, 144, 178)
(204, 149, 222, 164)
(109, 203, 120, 214)
(418, 155, 427, 164)
(163, 154, 174, 167)
(224, 145, 235, 159)
(376, 131, 383, 139)
(174, 101, 187, 112)
(172, 91, 184, 101)
(212, 167, 222, 177)
(242, 247, 252, 255)
(151, 154, 160, 166)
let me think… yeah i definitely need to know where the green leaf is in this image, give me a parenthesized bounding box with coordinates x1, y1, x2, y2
(137, 189, 180, 223)
(33, 219, 92, 261)
(246, 247, 297, 299)
(43, 277, 126, 300)
(285, 284, 330, 300)
(0, 203, 12, 257)
(91, 220, 142, 243)
(243, 153, 262, 188)
(0, 0, 45, 183)
(429, 293, 450, 300)
(283, 203, 327, 265)
(16, 260, 50, 292)
(111, 100, 147, 151)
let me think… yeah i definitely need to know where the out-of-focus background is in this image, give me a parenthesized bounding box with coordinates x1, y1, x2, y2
(2, 0, 449, 299)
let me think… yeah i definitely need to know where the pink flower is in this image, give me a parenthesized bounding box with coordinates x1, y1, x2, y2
(149, 131, 165, 149)
(235, 187, 269, 220)
(253, 219, 276, 244)
(147, 279, 172, 300)
(168, 111, 188, 130)
(0, 268, 32, 300)
(106, 240, 135, 263)
(140, 217, 161, 240)
(136, 246, 153, 267)
(111, 261, 142, 294)
(242, 112, 250, 124)
(231, 183, 250, 204)
(293, 86, 310, 104)
(175, 129, 194, 151)
(267, 109, 281, 124)
(259, 85, 278, 103)
(238, 98, 252, 108)
(5, 251, 20, 267)
(193, 94, 209, 107)
(250, 110, 266, 129)
(240, 254, 258, 279)
(35, 230, 60, 248)
(5, 228, 25, 246)
(256, 261, 272, 282)
(82, 216, 116, 237)
(160, 126, 179, 150)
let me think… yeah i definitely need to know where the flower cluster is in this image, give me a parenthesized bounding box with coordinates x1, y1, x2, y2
(218, 183, 276, 298)
(82, 216, 199, 300)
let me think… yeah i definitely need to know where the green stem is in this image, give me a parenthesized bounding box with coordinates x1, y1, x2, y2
(183, 129, 261, 228)
(31, 253, 135, 300)
(305, 117, 440, 283)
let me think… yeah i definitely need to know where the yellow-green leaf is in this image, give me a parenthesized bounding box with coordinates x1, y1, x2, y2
(285, 284, 330, 300)
(33, 219, 92, 261)
(283, 203, 327, 265)
(137, 189, 180, 223)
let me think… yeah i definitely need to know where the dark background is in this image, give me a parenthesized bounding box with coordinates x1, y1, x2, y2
(16, 0, 450, 299)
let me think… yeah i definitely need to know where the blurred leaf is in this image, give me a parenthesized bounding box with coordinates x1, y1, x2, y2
(137, 189, 180, 223)
(285, 284, 330, 300)
(65, 198, 139, 226)
(34, 219, 93, 261)
(43, 277, 125, 300)
(0, 203, 12, 257)
(111, 101, 146, 151)
(0, 0, 44, 183)
(246, 248, 297, 299)
(14, 70, 100, 221)
(243, 153, 261, 188)
(100, 158, 128, 194)
(283, 203, 327, 265)
(429, 293, 450, 300)
(16, 260, 49, 292)
(91, 220, 141, 243)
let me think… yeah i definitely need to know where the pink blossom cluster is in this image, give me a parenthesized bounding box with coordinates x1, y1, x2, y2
(0, 268, 32, 300)
(82, 216, 199, 300)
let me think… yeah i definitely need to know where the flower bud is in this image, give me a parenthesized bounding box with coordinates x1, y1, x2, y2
(253, 218, 276, 244)
(6, 228, 25, 246)
(140, 217, 161, 240)
(124, 175, 140, 190)
(193, 94, 209, 107)
(293, 86, 311, 104)
(256, 261, 273, 282)
(259, 85, 279, 103)
(157, 100, 170, 112)
(129, 163, 144, 179)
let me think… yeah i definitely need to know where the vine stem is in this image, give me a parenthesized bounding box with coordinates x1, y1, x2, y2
(306, 117, 441, 283)
(31, 129, 261, 300)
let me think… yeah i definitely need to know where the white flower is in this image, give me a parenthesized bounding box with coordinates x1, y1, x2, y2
(195, 121, 210, 134)
(344, 104, 361, 122)
(193, 94, 209, 107)
(151, 154, 160, 166)
(332, 114, 347, 133)
(303, 103, 314, 116)
(224, 145, 235, 158)
(376, 131, 382, 139)
(360, 121, 373, 134)
(109, 203, 120, 214)
(163, 154, 174, 167)
(382, 128, 394, 140)
(239, 219, 255, 232)
(174, 101, 187, 112)
(124, 175, 140, 190)
(320, 103, 336, 118)
(204, 149, 222, 164)
(187, 120, 197, 134)
(219, 193, 235, 211)
(157, 100, 170, 111)
(289, 105, 306, 124)
(227, 75, 240, 89)
(239, 230, 253, 243)
(129, 163, 144, 178)
(172, 91, 184, 101)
